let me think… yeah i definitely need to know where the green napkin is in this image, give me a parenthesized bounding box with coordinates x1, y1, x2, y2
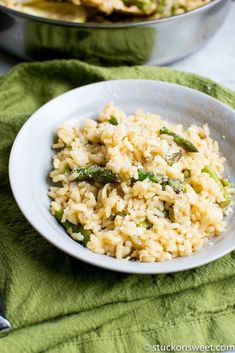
(0, 60, 235, 353)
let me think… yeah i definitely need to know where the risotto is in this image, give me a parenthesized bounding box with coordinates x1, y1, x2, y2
(1, 0, 211, 22)
(49, 103, 233, 262)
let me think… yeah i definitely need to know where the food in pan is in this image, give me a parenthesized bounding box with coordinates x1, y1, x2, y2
(49, 103, 233, 262)
(0, 0, 211, 22)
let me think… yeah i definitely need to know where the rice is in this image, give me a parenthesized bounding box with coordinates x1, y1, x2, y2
(152, 0, 211, 18)
(49, 102, 233, 262)
(1, 0, 210, 21)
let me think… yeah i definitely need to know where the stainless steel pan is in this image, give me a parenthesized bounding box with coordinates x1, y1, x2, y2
(0, 0, 231, 65)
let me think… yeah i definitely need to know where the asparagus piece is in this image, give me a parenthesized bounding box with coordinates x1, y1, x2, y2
(74, 166, 119, 184)
(124, 0, 155, 14)
(163, 205, 175, 222)
(135, 169, 184, 194)
(137, 219, 151, 229)
(220, 178, 231, 188)
(55, 209, 91, 245)
(183, 169, 191, 179)
(59, 165, 70, 174)
(137, 169, 167, 183)
(168, 179, 184, 193)
(160, 127, 198, 153)
(168, 207, 175, 222)
(202, 165, 232, 208)
(109, 116, 118, 126)
(163, 208, 169, 218)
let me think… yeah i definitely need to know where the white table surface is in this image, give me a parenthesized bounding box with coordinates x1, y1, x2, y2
(0, 4, 235, 88)
(1, 7, 235, 349)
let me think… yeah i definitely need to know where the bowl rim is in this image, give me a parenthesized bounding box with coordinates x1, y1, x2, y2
(0, 0, 228, 29)
(8, 79, 235, 274)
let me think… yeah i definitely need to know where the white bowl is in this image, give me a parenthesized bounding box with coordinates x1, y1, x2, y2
(9, 80, 235, 274)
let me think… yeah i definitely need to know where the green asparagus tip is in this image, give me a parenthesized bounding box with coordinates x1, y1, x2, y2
(160, 127, 198, 153)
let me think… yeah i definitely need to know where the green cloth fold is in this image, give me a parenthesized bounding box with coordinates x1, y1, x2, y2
(0, 60, 235, 353)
